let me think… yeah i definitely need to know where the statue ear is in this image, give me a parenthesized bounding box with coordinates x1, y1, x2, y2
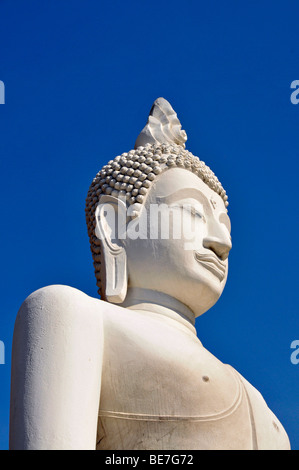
(95, 195, 128, 303)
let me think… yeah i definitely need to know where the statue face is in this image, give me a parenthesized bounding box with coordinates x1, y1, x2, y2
(124, 167, 232, 317)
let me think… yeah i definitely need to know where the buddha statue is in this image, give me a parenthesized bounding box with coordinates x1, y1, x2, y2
(9, 98, 290, 450)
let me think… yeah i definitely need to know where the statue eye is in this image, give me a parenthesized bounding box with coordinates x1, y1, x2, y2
(176, 203, 206, 223)
(190, 207, 206, 222)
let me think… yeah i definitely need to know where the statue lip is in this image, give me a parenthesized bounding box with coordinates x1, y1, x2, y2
(194, 252, 226, 282)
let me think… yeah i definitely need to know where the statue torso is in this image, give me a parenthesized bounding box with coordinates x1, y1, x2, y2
(96, 304, 289, 450)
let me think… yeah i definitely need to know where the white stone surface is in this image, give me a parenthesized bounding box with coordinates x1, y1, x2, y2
(9, 98, 291, 450)
(134, 97, 187, 149)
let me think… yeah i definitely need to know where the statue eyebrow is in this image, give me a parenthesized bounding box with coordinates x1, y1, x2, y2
(156, 188, 208, 206)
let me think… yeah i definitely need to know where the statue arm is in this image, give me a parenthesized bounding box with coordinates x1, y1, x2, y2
(9, 285, 104, 450)
(229, 365, 291, 450)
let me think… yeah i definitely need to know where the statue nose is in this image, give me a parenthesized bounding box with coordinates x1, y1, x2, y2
(203, 236, 232, 261)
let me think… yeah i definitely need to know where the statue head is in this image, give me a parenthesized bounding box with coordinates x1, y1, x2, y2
(86, 98, 232, 317)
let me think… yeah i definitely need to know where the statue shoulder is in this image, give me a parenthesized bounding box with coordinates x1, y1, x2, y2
(11, 285, 106, 449)
(22, 283, 94, 305)
(228, 365, 291, 450)
(16, 284, 107, 331)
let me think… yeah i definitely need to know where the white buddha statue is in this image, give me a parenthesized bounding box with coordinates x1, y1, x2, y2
(9, 98, 290, 450)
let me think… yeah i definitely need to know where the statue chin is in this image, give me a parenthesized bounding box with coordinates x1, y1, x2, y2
(196, 263, 229, 314)
(126, 261, 227, 318)
(125, 234, 229, 318)
(193, 282, 225, 317)
(171, 272, 227, 318)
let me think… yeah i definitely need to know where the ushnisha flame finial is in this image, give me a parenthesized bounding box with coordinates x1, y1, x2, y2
(134, 98, 187, 149)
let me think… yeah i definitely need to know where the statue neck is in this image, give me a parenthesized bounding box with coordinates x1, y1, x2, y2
(120, 287, 196, 334)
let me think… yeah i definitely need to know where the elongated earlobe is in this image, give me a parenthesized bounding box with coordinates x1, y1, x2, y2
(101, 247, 127, 303)
(95, 196, 128, 303)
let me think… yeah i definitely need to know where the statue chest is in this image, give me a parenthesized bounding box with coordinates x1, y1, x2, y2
(97, 311, 256, 449)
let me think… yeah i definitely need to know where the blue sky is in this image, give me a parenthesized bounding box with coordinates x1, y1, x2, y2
(0, 0, 298, 450)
